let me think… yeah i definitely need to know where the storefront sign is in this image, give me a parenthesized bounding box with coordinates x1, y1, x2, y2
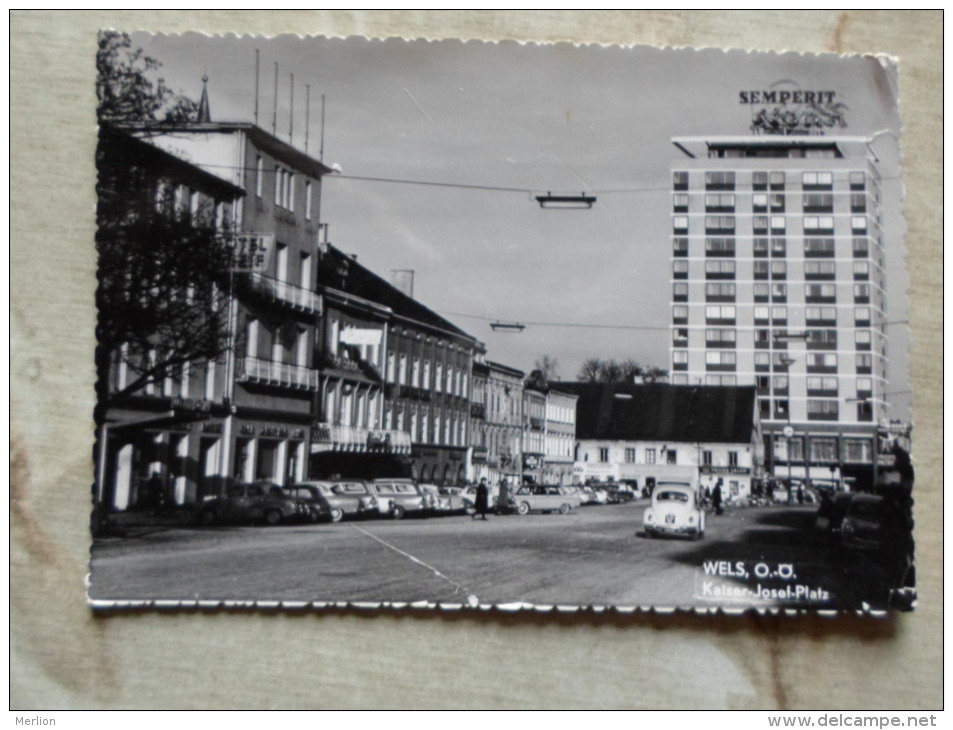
(340, 327, 382, 346)
(260, 426, 289, 438)
(741, 84, 847, 136)
(228, 233, 275, 272)
(698, 466, 751, 476)
(171, 396, 212, 414)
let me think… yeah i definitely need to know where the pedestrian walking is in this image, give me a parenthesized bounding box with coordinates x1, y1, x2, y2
(473, 477, 489, 521)
(712, 480, 723, 516)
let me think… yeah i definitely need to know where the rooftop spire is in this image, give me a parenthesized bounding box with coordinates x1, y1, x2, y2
(197, 74, 211, 123)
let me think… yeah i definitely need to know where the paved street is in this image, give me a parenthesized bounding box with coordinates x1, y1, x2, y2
(89, 501, 894, 610)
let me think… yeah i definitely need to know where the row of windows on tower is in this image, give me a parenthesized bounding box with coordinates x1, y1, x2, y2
(673, 215, 876, 234)
(673, 236, 882, 258)
(676, 258, 879, 275)
(673, 192, 872, 213)
(675, 281, 881, 304)
(673, 170, 874, 192)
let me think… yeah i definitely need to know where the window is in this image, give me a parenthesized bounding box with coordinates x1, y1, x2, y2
(673, 328, 688, 345)
(753, 171, 768, 189)
(807, 401, 839, 421)
(754, 261, 769, 279)
(771, 261, 787, 279)
(705, 283, 735, 300)
(672, 351, 688, 370)
(625, 448, 636, 463)
(666, 449, 677, 464)
(705, 193, 734, 211)
(771, 215, 786, 232)
(705, 260, 735, 278)
(386, 352, 396, 382)
(705, 351, 736, 368)
(856, 353, 873, 373)
(673, 194, 689, 212)
(705, 237, 735, 256)
(803, 193, 834, 211)
(754, 352, 770, 369)
(753, 283, 770, 301)
(806, 306, 837, 323)
(770, 171, 785, 188)
(852, 237, 869, 257)
(705, 305, 736, 322)
(807, 376, 839, 394)
(849, 171, 866, 190)
(773, 375, 789, 393)
(802, 171, 833, 187)
(809, 437, 839, 461)
(804, 237, 835, 256)
(855, 307, 871, 324)
(434, 363, 443, 392)
(753, 193, 768, 211)
(705, 171, 735, 189)
(842, 439, 872, 463)
(856, 377, 873, 394)
(673, 260, 689, 278)
(850, 193, 866, 212)
(245, 319, 259, 358)
(705, 328, 736, 346)
(771, 283, 787, 301)
(398, 354, 408, 385)
(805, 283, 836, 301)
(804, 216, 834, 231)
(754, 306, 769, 322)
(851, 216, 868, 232)
(599, 448, 609, 463)
(645, 448, 656, 464)
(702, 450, 713, 466)
(255, 156, 264, 198)
(672, 305, 688, 323)
(772, 306, 788, 322)
(305, 180, 313, 220)
(673, 171, 688, 189)
(673, 216, 689, 232)
(855, 331, 872, 350)
(753, 237, 769, 257)
(807, 329, 838, 348)
(771, 237, 787, 256)
(705, 215, 735, 231)
(728, 451, 739, 467)
(673, 237, 688, 256)
(807, 353, 838, 371)
(673, 282, 688, 301)
(853, 261, 870, 280)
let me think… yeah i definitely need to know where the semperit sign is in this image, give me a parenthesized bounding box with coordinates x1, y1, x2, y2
(742, 80, 848, 136)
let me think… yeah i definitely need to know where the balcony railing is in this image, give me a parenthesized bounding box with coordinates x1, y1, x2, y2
(246, 272, 322, 314)
(237, 356, 320, 391)
(311, 423, 411, 454)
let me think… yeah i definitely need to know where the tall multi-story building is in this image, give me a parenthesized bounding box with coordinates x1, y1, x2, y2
(483, 361, 525, 485)
(123, 116, 333, 492)
(670, 135, 887, 489)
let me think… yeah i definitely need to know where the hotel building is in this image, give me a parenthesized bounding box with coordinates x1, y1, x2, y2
(670, 135, 887, 489)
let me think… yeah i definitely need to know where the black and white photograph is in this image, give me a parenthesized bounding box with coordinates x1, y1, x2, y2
(88, 32, 915, 613)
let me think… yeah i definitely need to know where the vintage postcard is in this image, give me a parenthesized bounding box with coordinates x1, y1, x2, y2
(88, 33, 914, 613)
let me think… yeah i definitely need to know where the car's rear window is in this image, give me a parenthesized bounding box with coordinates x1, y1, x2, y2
(334, 483, 368, 495)
(657, 491, 690, 503)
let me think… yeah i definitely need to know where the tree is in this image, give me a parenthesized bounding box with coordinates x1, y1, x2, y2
(534, 354, 559, 381)
(96, 131, 236, 401)
(96, 31, 199, 123)
(576, 357, 668, 383)
(95, 36, 232, 404)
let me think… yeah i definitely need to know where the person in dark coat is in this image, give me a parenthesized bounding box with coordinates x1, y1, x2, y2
(711, 480, 723, 516)
(496, 478, 510, 515)
(473, 478, 489, 520)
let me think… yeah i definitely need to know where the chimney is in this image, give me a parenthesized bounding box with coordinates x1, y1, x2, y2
(391, 269, 415, 298)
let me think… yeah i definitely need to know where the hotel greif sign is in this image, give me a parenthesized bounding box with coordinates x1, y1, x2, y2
(741, 83, 848, 136)
(228, 233, 275, 272)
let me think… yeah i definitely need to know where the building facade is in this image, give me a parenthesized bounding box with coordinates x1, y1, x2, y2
(565, 383, 762, 497)
(542, 387, 579, 486)
(96, 127, 246, 514)
(483, 361, 525, 486)
(124, 120, 334, 495)
(670, 135, 887, 490)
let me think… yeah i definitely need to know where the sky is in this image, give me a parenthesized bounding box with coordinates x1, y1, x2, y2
(130, 33, 909, 418)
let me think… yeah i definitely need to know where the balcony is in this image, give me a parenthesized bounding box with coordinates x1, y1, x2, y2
(311, 423, 412, 454)
(237, 357, 319, 390)
(319, 351, 382, 382)
(245, 272, 322, 314)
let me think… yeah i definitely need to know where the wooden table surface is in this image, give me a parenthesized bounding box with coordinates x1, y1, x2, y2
(10, 10, 942, 710)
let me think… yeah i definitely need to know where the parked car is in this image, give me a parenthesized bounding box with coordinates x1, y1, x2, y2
(369, 478, 428, 519)
(840, 494, 885, 551)
(198, 480, 303, 526)
(511, 485, 582, 515)
(424, 485, 468, 514)
(461, 484, 506, 513)
(815, 491, 854, 543)
(292, 480, 378, 522)
(642, 482, 705, 540)
(282, 484, 328, 523)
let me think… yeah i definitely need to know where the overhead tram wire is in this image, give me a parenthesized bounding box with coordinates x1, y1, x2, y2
(437, 310, 671, 333)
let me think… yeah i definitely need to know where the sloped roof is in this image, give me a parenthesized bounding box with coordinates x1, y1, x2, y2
(557, 382, 758, 444)
(318, 244, 480, 346)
